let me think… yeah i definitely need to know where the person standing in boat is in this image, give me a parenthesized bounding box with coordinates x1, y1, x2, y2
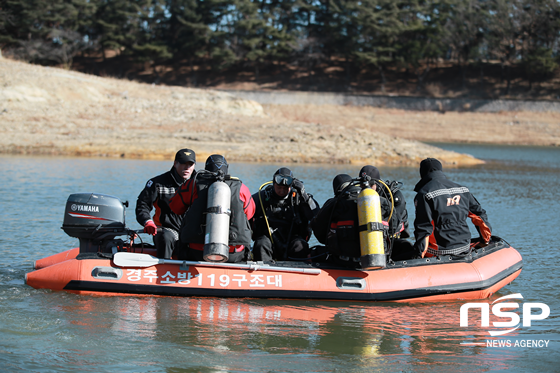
(413, 158, 492, 258)
(136, 148, 196, 259)
(168, 154, 255, 263)
(251, 167, 319, 262)
(359, 165, 415, 261)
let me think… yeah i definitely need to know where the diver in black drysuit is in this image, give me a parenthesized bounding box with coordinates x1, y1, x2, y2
(251, 167, 319, 262)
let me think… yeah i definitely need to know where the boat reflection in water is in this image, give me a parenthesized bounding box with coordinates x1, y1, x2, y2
(59, 295, 517, 371)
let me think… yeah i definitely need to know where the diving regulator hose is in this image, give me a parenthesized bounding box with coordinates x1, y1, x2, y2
(258, 181, 275, 246)
(375, 179, 394, 222)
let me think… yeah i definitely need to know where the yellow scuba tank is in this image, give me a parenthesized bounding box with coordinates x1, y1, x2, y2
(357, 187, 386, 270)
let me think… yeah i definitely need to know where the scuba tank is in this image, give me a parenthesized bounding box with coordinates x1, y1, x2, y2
(203, 180, 232, 262)
(357, 186, 386, 270)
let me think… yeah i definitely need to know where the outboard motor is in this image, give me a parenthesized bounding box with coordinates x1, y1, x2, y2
(62, 193, 129, 253)
(203, 181, 231, 262)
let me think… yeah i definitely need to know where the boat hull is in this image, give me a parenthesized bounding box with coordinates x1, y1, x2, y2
(26, 239, 522, 302)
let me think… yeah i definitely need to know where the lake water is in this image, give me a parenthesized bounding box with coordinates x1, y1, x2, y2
(1, 144, 559, 372)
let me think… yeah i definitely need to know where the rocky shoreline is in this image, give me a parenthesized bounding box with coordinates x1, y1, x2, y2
(227, 90, 560, 113)
(1, 58, 558, 167)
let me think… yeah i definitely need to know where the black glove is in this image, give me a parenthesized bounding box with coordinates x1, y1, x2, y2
(292, 179, 309, 202)
(292, 179, 305, 195)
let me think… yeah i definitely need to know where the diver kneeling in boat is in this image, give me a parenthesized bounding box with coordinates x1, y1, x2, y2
(413, 158, 492, 258)
(358, 165, 415, 262)
(310, 174, 363, 268)
(169, 155, 255, 263)
(251, 167, 319, 262)
(135, 148, 196, 259)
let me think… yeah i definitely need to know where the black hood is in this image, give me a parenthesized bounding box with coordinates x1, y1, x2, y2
(359, 165, 380, 180)
(414, 169, 446, 192)
(333, 174, 352, 196)
(419, 158, 442, 179)
(205, 154, 229, 174)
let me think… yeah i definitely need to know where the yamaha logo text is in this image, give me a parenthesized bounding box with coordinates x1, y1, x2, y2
(459, 293, 551, 348)
(71, 204, 100, 213)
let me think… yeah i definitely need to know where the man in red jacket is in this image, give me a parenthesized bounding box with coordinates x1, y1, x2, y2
(169, 155, 255, 262)
(136, 148, 196, 259)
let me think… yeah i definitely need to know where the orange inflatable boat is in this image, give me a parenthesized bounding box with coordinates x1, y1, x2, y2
(25, 193, 522, 302)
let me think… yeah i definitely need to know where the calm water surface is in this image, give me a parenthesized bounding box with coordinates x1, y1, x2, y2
(1, 144, 559, 372)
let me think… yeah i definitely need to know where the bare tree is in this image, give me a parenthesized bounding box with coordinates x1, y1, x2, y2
(11, 29, 90, 68)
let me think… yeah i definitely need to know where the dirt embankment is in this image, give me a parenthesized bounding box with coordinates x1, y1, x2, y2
(1, 58, 559, 167)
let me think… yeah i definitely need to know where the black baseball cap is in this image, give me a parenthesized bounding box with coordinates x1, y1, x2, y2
(175, 149, 196, 164)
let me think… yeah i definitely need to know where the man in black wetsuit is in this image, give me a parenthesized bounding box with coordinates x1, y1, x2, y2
(135, 148, 196, 259)
(169, 154, 255, 263)
(251, 167, 319, 262)
(310, 174, 362, 267)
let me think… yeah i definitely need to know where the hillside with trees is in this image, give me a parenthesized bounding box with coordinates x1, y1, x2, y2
(1, 0, 559, 99)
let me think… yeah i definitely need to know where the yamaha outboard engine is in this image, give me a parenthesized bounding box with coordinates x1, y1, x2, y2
(62, 193, 129, 253)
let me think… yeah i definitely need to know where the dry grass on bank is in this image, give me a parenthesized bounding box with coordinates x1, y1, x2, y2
(1, 58, 558, 168)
